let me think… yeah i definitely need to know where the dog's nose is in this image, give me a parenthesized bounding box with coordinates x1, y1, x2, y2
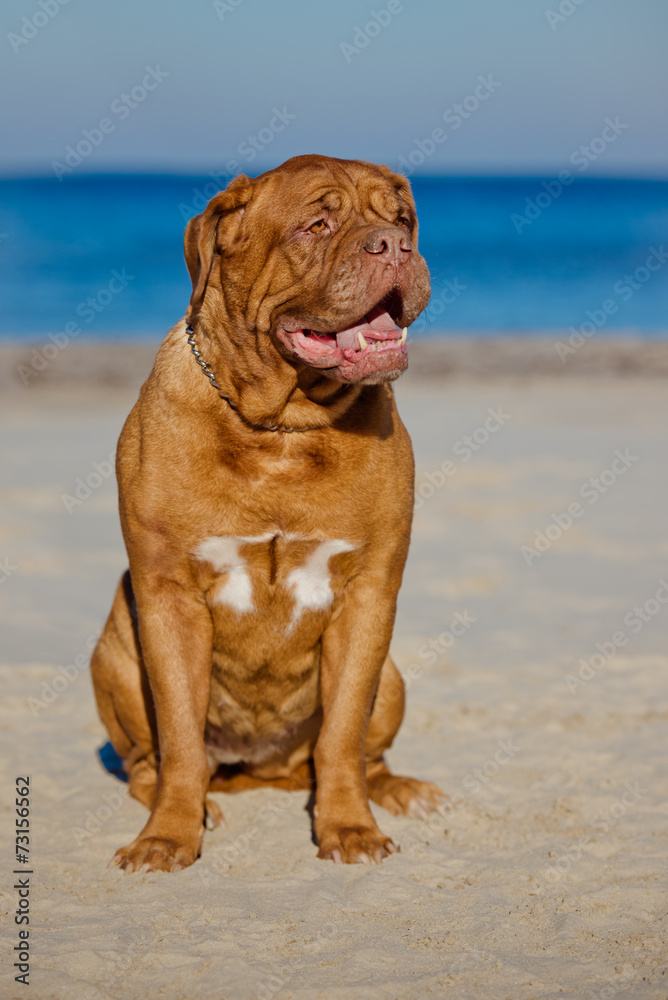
(363, 228, 412, 263)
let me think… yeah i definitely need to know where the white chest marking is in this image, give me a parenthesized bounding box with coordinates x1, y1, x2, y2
(285, 538, 356, 629)
(195, 535, 271, 614)
(195, 534, 355, 623)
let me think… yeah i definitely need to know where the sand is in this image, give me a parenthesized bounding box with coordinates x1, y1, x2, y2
(1, 338, 667, 999)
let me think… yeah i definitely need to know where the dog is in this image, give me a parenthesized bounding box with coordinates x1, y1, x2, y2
(91, 153, 445, 872)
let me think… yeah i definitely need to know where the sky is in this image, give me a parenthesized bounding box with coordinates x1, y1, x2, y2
(1, 0, 667, 178)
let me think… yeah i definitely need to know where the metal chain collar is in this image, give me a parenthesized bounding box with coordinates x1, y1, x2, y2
(186, 324, 300, 433)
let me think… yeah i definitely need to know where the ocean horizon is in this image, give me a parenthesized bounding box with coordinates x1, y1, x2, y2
(1, 174, 667, 341)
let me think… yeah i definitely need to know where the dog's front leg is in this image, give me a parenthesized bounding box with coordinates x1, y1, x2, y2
(314, 572, 402, 864)
(111, 574, 214, 873)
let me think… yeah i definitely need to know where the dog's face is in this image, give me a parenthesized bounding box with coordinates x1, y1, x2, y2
(184, 154, 431, 385)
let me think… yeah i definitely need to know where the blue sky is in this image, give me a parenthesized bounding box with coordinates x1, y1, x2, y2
(1, 0, 667, 177)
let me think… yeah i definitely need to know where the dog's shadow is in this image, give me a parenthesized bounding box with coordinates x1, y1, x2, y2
(304, 783, 317, 846)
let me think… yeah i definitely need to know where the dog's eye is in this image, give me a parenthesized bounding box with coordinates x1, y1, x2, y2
(397, 215, 411, 229)
(309, 220, 328, 233)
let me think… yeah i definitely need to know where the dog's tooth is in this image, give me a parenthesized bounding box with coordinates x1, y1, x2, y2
(357, 332, 368, 350)
(401, 327, 407, 344)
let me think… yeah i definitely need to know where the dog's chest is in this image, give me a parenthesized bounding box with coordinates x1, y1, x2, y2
(194, 531, 357, 633)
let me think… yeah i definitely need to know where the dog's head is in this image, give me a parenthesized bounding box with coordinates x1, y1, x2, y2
(184, 154, 430, 386)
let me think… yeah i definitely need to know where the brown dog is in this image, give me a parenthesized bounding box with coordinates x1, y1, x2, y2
(91, 153, 445, 872)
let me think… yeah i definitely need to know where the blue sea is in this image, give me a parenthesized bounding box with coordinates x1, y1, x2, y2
(1, 175, 667, 339)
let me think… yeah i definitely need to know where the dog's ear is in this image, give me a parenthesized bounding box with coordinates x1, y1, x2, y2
(184, 174, 254, 314)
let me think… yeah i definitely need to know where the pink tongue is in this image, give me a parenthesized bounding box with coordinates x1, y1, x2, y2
(335, 310, 399, 350)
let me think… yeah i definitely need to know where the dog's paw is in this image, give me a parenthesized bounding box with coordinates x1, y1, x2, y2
(368, 774, 449, 819)
(317, 824, 398, 864)
(110, 835, 199, 874)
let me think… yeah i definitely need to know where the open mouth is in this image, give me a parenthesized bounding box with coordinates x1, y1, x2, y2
(278, 295, 409, 382)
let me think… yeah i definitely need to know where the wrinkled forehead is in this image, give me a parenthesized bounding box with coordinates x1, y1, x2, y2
(255, 161, 413, 223)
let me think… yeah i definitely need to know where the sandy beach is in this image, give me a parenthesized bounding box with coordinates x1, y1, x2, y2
(1, 337, 667, 1000)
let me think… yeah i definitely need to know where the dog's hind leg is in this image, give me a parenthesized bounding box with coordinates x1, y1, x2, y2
(209, 760, 314, 794)
(91, 571, 155, 766)
(365, 655, 448, 818)
(91, 571, 224, 830)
